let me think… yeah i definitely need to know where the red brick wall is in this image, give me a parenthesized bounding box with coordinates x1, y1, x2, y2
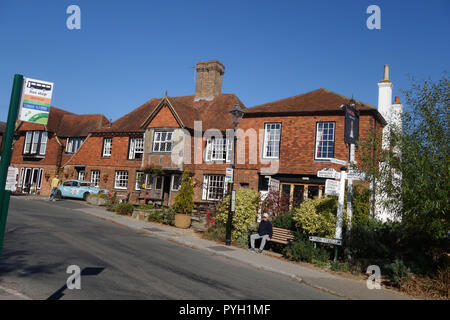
(147, 105, 180, 128)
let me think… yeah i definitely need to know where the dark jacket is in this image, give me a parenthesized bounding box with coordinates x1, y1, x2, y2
(258, 220, 273, 238)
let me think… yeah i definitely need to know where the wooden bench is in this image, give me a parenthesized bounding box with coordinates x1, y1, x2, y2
(270, 227, 295, 245)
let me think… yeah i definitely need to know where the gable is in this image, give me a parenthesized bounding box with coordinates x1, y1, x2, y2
(146, 104, 180, 128)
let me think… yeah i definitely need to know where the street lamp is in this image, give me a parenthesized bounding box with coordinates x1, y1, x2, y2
(225, 101, 245, 246)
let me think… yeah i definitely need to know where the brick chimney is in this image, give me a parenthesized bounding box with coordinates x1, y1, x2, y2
(195, 60, 225, 101)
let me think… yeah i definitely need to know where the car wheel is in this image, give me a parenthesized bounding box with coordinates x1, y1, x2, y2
(83, 192, 90, 201)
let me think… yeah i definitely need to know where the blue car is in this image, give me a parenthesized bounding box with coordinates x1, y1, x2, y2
(56, 180, 109, 200)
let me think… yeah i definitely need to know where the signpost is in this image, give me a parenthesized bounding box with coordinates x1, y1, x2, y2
(225, 168, 233, 183)
(0, 75, 24, 257)
(317, 168, 339, 179)
(18, 77, 53, 125)
(324, 179, 339, 196)
(329, 158, 348, 166)
(309, 236, 342, 246)
(1, 75, 54, 257)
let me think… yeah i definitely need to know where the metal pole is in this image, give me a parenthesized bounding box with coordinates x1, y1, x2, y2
(0, 74, 23, 257)
(225, 128, 237, 246)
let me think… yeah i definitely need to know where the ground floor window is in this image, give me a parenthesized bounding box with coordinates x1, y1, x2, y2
(171, 174, 182, 191)
(280, 183, 325, 209)
(78, 169, 85, 181)
(114, 170, 128, 189)
(19, 167, 43, 193)
(91, 170, 100, 187)
(202, 175, 226, 201)
(135, 171, 144, 190)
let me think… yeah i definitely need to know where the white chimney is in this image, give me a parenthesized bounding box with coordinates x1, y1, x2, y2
(378, 64, 393, 150)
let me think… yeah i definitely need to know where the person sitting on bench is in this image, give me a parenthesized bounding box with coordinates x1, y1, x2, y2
(249, 213, 273, 253)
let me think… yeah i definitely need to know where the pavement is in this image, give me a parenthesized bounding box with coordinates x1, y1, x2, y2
(69, 200, 411, 300)
(1, 196, 413, 300)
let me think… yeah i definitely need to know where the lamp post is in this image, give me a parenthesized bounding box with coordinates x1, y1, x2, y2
(225, 101, 245, 246)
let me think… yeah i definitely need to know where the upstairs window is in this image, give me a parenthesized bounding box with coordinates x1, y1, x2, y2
(263, 123, 281, 159)
(66, 137, 85, 154)
(102, 138, 112, 157)
(152, 131, 173, 153)
(23, 131, 48, 156)
(315, 122, 335, 160)
(205, 137, 232, 162)
(129, 137, 144, 160)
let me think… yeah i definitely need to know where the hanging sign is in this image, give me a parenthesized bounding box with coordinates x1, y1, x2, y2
(344, 103, 360, 144)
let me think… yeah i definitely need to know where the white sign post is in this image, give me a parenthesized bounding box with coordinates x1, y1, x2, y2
(334, 170, 347, 242)
(325, 179, 339, 196)
(309, 236, 342, 246)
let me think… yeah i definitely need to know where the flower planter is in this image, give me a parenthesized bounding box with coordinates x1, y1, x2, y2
(174, 213, 191, 229)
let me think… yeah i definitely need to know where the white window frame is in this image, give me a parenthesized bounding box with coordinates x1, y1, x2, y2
(145, 174, 153, 190)
(129, 137, 144, 160)
(262, 123, 281, 159)
(90, 170, 100, 187)
(152, 131, 173, 153)
(23, 131, 47, 156)
(171, 174, 182, 191)
(314, 122, 335, 160)
(66, 137, 85, 154)
(102, 138, 112, 157)
(205, 137, 232, 162)
(114, 170, 128, 189)
(135, 171, 144, 190)
(202, 175, 226, 201)
(78, 170, 85, 181)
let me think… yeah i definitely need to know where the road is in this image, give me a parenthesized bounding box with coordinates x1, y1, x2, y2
(0, 197, 340, 300)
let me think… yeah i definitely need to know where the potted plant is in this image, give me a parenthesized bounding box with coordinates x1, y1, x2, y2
(172, 170, 194, 228)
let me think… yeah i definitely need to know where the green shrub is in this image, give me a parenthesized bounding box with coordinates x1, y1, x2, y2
(235, 233, 250, 248)
(384, 259, 411, 286)
(146, 209, 163, 222)
(283, 238, 330, 264)
(203, 223, 227, 242)
(215, 188, 260, 241)
(161, 207, 175, 226)
(331, 261, 350, 272)
(272, 209, 296, 231)
(293, 197, 346, 238)
(173, 171, 194, 214)
(115, 202, 134, 215)
(137, 204, 155, 210)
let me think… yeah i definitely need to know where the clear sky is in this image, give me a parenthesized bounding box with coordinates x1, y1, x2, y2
(0, 0, 448, 122)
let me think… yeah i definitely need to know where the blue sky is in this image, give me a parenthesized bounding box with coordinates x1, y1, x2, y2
(0, 0, 449, 122)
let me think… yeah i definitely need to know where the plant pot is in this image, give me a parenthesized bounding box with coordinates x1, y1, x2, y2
(174, 213, 191, 229)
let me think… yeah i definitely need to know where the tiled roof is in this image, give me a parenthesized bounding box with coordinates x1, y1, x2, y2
(17, 106, 75, 133)
(92, 93, 246, 133)
(16, 107, 109, 136)
(246, 88, 377, 114)
(57, 114, 109, 137)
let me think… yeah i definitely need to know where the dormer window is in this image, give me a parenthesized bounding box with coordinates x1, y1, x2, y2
(152, 131, 173, 153)
(65, 137, 85, 154)
(23, 131, 47, 156)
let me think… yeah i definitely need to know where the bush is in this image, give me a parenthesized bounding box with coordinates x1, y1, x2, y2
(272, 209, 296, 230)
(146, 209, 163, 222)
(115, 202, 134, 215)
(161, 207, 175, 226)
(137, 204, 155, 210)
(283, 238, 330, 264)
(235, 233, 250, 249)
(384, 259, 411, 287)
(203, 223, 227, 242)
(173, 171, 195, 214)
(215, 188, 260, 241)
(293, 197, 346, 238)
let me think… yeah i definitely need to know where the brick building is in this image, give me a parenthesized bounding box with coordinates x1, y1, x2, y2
(10, 60, 388, 214)
(58, 60, 386, 210)
(10, 107, 109, 195)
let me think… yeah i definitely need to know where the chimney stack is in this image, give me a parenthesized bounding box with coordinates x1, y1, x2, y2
(195, 60, 225, 101)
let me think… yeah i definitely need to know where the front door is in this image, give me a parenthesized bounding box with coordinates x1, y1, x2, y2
(150, 175, 163, 200)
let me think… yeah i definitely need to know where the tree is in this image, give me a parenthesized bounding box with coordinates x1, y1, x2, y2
(360, 74, 449, 245)
(173, 171, 195, 214)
